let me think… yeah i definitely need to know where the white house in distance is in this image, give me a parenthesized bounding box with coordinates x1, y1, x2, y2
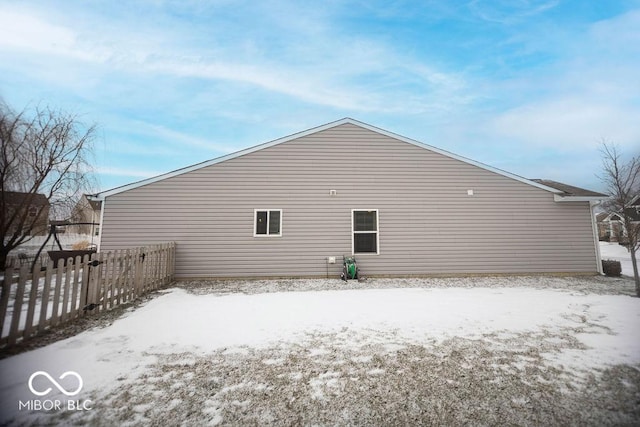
(93, 118, 606, 279)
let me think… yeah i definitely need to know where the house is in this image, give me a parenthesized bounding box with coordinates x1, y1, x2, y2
(597, 194, 640, 243)
(596, 212, 624, 241)
(2, 191, 50, 237)
(69, 194, 102, 236)
(93, 118, 606, 279)
(624, 195, 640, 222)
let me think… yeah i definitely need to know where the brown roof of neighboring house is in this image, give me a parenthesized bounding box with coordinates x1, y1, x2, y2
(530, 179, 607, 198)
(2, 191, 50, 206)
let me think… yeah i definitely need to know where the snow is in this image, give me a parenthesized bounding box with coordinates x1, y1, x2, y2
(1, 280, 639, 424)
(9, 234, 97, 255)
(600, 241, 637, 277)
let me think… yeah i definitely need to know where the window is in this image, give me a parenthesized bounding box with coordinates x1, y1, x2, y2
(352, 210, 379, 254)
(254, 209, 282, 237)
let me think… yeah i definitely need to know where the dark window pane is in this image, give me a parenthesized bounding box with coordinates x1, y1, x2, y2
(353, 211, 377, 231)
(256, 211, 267, 235)
(354, 232, 377, 253)
(269, 211, 281, 234)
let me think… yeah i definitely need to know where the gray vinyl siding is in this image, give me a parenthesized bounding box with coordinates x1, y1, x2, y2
(100, 123, 598, 278)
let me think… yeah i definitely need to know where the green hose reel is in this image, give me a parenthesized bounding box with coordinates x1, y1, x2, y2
(342, 256, 358, 281)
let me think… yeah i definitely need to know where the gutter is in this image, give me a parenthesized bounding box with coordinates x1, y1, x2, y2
(553, 195, 607, 203)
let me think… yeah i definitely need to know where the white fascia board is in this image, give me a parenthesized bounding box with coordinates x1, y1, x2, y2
(93, 117, 564, 199)
(553, 195, 607, 203)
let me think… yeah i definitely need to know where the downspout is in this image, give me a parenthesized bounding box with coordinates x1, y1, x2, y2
(590, 201, 603, 275)
(97, 197, 105, 252)
(88, 194, 106, 253)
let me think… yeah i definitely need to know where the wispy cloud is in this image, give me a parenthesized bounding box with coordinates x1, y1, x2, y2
(95, 166, 162, 179)
(0, 2, 470, 115)
(481, 8, 640, 150)
(467, 0, 560, 24)
(1, 0, 638, 193)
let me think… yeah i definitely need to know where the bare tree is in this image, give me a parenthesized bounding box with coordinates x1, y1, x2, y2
(598, 142, 640, 296)
(0, 101, 96, 269)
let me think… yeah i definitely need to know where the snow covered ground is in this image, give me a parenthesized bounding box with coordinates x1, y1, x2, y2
(600, 241, 637, 277)
(0, 277, 638, 425)
(9, 234, 98, 255)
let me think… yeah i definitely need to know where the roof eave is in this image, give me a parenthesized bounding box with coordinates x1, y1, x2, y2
(553, 194, 607, 203)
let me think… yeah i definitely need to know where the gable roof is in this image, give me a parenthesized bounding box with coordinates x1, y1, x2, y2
(93, 118, 580, 200)
(3, 191, 50, 206)
(596, 212, 623, 222)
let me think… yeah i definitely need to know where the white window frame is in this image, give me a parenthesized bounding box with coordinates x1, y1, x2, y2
(253, 209, 283, 237)
(351, 209, 379, 255)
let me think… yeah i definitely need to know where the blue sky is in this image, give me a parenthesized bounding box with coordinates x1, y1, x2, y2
(1, 0, 639, 193)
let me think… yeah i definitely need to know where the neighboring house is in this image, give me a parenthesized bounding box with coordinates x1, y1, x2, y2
(596, 212, 624, 241)
(624, 195, 640, 222)
(69, 194, 102, 236)
(2, 191, 50, 237)
(93, 118, 606, 279)
(595, 195, 640, 242)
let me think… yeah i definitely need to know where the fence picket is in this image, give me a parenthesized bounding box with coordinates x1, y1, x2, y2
(129, 250, 137, 300)
(122, 249, 131, 303)
(37, 261, 54, 332)
(87, 252, 102, 314)
(94, 251, 105, 313)
(8, 265, 28, 345)
(112, 249, 121, 306)
(69, 256, 82, 318)
(80, 254, 93, 315)
(0, 266, 15, 339)
(154, 245, 161, 289)
(50, 259, 65, 327)
(133, 248, 141, 298)
(23, 261, 42, 339)
(141, 248, 148, 293)
(102, 250, 112, 310)
(60, 258, 74, 323)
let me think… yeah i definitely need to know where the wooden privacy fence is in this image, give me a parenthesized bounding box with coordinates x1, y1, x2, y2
(0, 242, 175, 348)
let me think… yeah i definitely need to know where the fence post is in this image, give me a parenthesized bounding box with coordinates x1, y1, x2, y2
(86, 252, 102, 315)
(172, 242, 176, 279)
(165, 243, 172, 284)
(134, 247, 143, 297)
(79, 254, 91, 316)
